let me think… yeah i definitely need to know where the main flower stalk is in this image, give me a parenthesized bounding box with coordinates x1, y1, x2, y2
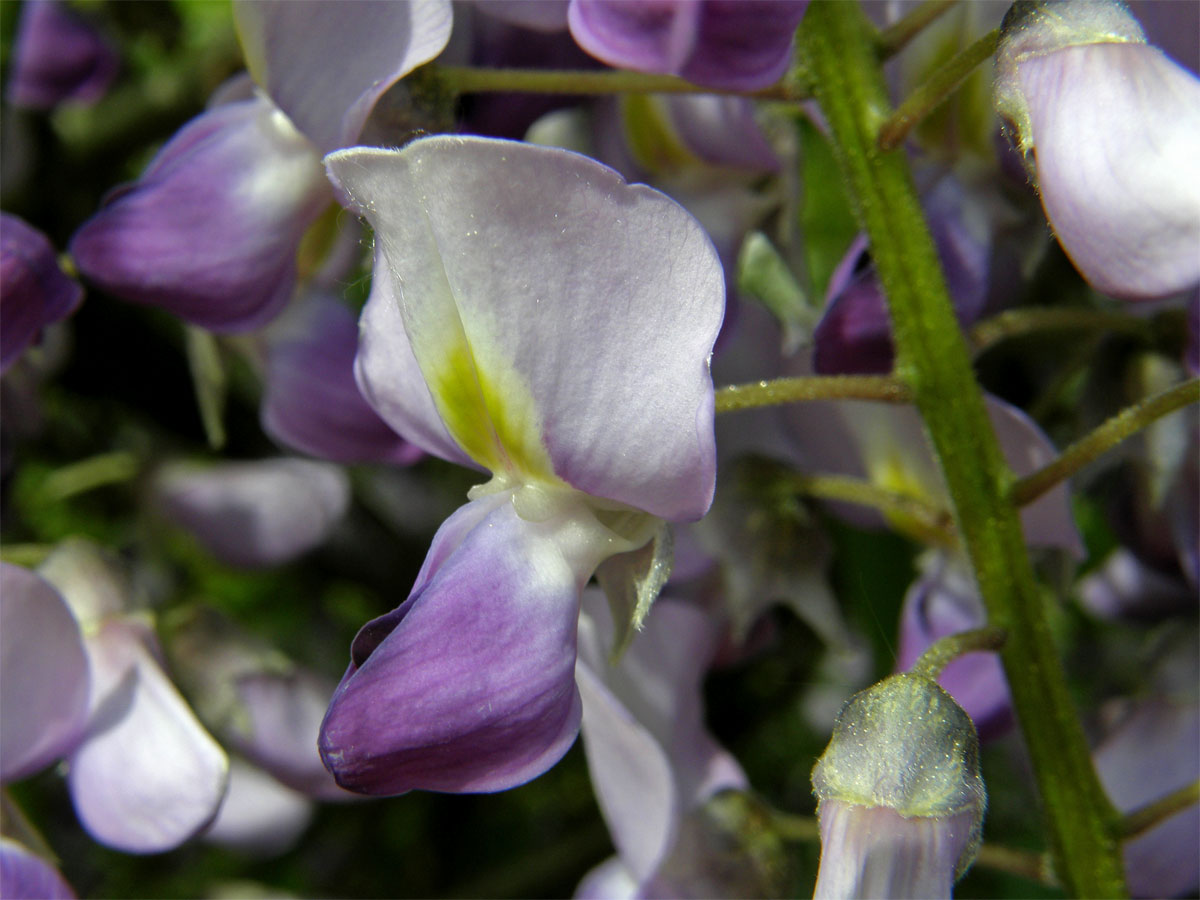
(799, 3, 1128, 896)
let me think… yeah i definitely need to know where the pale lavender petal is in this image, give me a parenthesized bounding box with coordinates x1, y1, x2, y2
(567, 1, 808, 91)
(6, 0, 118, 110)
(69, 618, 229, 853)
(1094, 699, 1199, 898)
(0, 563, 90, 781)
(664, 95, 779, 172)
(153, 459, 350, 569)
(232, 670, 347, 800)
(234, 0, 453, 154)
(575, 857, 638, 900)
(69, 95, 330, 331)
(1, 214, 83, 374)
(328, 137, 723, 521)
(895, 553, 1013, 740)
(203, 759, 313, 857)
(320, 493, 612, 794)
(262, 293, 422, 465)
(1079, 548, 1196, 620)
(0, 838, 75, 900)
(1017, 44, 1200, 299)
(473, 0, 570, 32)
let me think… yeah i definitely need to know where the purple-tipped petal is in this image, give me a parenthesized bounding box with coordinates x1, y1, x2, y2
(68, 618, 229, 853)
(329, 137, 724, 521)
(234, 0, 453, 154)
(567, 1, 808, 91)
(203, 759, 314, 857)
(154, 459, 350, 569)
(1017, 43, 1200, 299)
(1093, 699, 1200, 899)
(0, 563, 90, 782)
(1, 214, 83, 374)
(320, 492, 621, 795)
(69, 95, 331, 331)
(896, 553, 1013, 740)
(0, 838, 75, 900)
(262, 294, 422, 465)
(6, 0, 118, 110)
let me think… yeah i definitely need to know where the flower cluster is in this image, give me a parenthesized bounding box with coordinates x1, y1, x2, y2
(1, 1, 1196, 898)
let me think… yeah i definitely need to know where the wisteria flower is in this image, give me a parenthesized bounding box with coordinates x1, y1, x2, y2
(994, 0, 1200, 300)
(318, 134, 724, 795)
(69, 0, 452, 330)
(6, 0, 118, 110)
(1, 213, 83, 374)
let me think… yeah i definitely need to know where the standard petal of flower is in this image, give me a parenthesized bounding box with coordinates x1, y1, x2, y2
(0, 563, 90, 782)
(153, 459, 350, 569)
(69, 96, 331, 332)
(0, 838, 75, 900)
(328, 137, 724, 520)
(6, 0, 118, 110)
(575, 856, 639, 900)
(0, 214, 83, 374)
(233, 0, 453, 154)
(262, 293, 422, 465)
(567, 1, 807, 91)
(1018, 43, 1200, 299)
(68, 619, 229, 853)
(319, 493, 623, 795)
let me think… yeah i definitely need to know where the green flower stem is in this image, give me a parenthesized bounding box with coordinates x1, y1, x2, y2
(1012, 378, 1200, 507)
(780, 473, 956, 547)
(433, 65, 811, 101)
(799, 4, 1129, 897)
(40, 451, 140, 503)
(1121, 779, 1200, 840)
(909, 625, 1007, 681)
(0, 544, 56, 567)
(877, 27, 999, 151)
(875, 0, 961, 56)
(968, 307, 1152, 355)
(713, 375, 910, 413)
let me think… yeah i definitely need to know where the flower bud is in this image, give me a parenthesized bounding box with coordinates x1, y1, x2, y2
(993, 0, 1200, 299)
(811, 674, 985, 898)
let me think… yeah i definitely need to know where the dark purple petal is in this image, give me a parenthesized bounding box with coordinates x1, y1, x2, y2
(69, 96, 330, 332)
(0, 563, 90, 781)
(895, 554, 1014, 740)
(153, 459, 350, 569)
(1186, 289, 1199, 376)
(0, 838, 75, 899)
(262, 294, 422, 465)
(6, 0, 118, 110)
(568, 1, 808, 91)
(0, 214, 83, 374)
(320, 493, 595, 794)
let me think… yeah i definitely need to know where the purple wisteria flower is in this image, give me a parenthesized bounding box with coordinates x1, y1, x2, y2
(575, 590, 746, 895)
(6, 0, 118, 110)
(69, 0, 452, 331)
(317, 135, 724, 795)
(994, 0, 1200, 300)
(0, 838, 75, 900)
(567, 1, 809, 90)
(1, 214, 83, 374)
(152, 458, 351, 569)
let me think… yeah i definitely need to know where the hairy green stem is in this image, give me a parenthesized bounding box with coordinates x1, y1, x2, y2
(780, 472, 956, 547)
(1121, 779, 1200, 840)
(1012, 378, 1199, 507)
(714, 375, 910, 413)
(878, 28, 999, 151)
(909, 625, 1007, 681)
(875, 0, 961, 56)
(800, 4, 1128, 896)
(969, 306, 1151, 355)
(434, 65, 810, 101)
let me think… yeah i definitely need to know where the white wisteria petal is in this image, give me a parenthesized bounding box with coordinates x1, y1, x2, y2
(68, 619, 229, 853)
(1017, 43, 1200, 299)
(234, 0, 453, 154)
(328, 136, 723, 521)
(203, 758, 313, 857)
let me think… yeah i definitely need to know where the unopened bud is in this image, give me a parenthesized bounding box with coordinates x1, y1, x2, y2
(811, 674, 985, 898)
